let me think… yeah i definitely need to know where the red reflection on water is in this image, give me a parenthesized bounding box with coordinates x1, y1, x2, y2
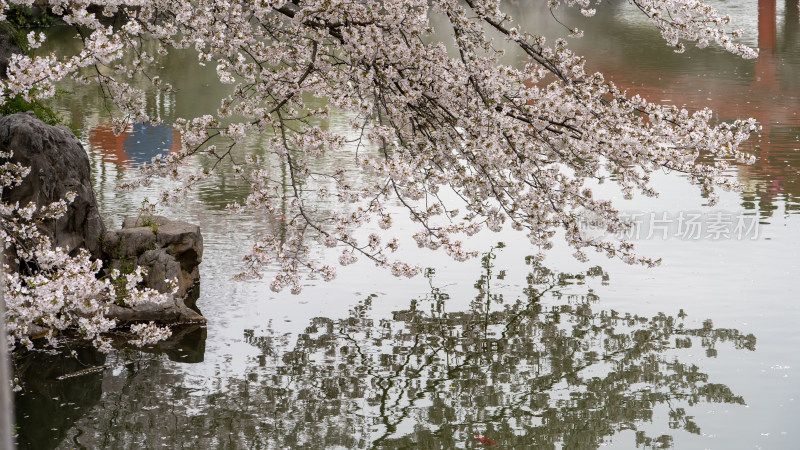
(88, 123, 131, 167)
(88, 121, 182, 169)
(758, 0, 778, 51)
(589, 0, 800, 212)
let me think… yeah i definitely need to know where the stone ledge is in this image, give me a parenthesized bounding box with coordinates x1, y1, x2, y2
(102, 215, 206, 325)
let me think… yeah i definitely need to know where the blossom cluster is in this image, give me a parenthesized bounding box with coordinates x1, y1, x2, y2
(0, 0, 761, 345)
(0, 147, 173, 350)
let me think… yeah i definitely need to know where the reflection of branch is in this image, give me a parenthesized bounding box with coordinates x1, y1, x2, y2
(240, 253, 752, 448)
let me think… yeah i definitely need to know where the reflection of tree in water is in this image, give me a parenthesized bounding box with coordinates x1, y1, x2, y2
(13, 326, 206, 450)
(28, 248, 754, 449)
(14, 347, 106, 450)
(258, 247, 754, 449)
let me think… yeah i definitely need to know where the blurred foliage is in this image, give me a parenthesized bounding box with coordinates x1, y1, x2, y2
(0, 95, 79, 136)
(1, 95, 59, 125)
(3, 5, 62, 29)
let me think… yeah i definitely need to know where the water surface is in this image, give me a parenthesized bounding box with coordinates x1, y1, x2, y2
(12, 1, 800, 448)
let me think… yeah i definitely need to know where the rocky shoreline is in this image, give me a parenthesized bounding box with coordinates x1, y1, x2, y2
(0, 112, 206, 336)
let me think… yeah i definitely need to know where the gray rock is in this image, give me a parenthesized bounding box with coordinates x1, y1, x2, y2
(1, 112, 206, 329)
(105, 297, 204, 325)
(103, 215, 203, 299)
(101, 215, 205, 325)
(138, 249, 183, 295)
(0, 113, 106, 258)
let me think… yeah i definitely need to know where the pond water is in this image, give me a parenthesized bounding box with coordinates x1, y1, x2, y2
(12, 1, 800, 448)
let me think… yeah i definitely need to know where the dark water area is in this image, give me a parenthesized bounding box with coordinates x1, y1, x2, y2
(11, 1, 800, 448)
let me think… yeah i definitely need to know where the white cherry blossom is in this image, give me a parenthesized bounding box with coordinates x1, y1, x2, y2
(0, 0, 760, 349)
